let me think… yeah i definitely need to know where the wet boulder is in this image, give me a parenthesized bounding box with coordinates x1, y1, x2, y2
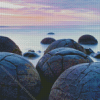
(41, 37, 56, 44)
(0, 52, 41, 100)
(36, 47, 93, 100)
(49, 62, 100, 100)
(48, 32, 55, 35)
(37, 50, 41, 53)
(23, 51, 39, 58)
(44, 39, 86, 55)
(78, 34, 98, 45)
(0, 36, 22, 55)
(92, 51, 100, 58)
(37, 47, 93, 84)
(85, 48, 94, 55)
(28, 50, 35, 52)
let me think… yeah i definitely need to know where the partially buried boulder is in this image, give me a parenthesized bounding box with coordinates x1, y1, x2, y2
(23, 51, 39, 58)
(78, 34, 98, 45)
(44, 39, 86, 55)
(92, 51, 100, 58)
(47, 32, 55, 35)
(36, 47, 93, 100)
(85, 48, 94, 55)
(28, 50, 35, 52)
(0, 36, 22, 55)
(0, 52, 41, 100)
(41, 37, 56, 44)
(49, 62, 100, 100)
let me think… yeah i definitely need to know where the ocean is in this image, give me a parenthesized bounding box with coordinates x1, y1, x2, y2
(0, 25, 100, 67)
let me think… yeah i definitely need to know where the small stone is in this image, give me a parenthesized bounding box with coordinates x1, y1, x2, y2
(92, 51, 100, 58)
(48, 32, 55, 35)
(28, 50, 35, 52)
(85, 48, 94, 55)
(23, 52, 39, 58)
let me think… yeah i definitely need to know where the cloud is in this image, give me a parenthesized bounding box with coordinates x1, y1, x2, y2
(0, 1, 25, 9)
(0, 0, 100, 26)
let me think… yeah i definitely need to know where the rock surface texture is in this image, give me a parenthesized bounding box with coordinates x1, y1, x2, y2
(49, 62, 100, 100)
(37, 47, 93, 84)
(0, 52, 41, 100)
(78, 34, 98, 45)
(36, 47, 93, 100)
(44, 39, 86, 55)
(0, 36, 22, 55)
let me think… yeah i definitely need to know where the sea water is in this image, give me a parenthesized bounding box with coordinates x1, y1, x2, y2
(0, 25, 100, 67)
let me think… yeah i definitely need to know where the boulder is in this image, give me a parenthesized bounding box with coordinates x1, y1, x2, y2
(0, 36, 22, 55)
(36, 47, 93, 100)
(41, 37, 56, 44)
(78, 34, 98, 45)
(48, 32, 55, 35)
(28, 50, 35, 52)
(49, 62, 100, 100)
(37, 50, 41, 53)
(92, 51, 100, 58)
(85, 48, 94, 55)
(23, 52, 39, 58)
(0, 52, 41, 100)
(44, 39, 86, 55)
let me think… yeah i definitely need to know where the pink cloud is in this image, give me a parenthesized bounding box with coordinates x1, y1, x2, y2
(0, 0, 100, 26)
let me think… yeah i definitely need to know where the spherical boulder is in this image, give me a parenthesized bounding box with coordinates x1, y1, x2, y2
(0, 52, 41, 100)
(0, 36, 22, 55)
(36, 47, 93, 100)
(44, 39, 86, 55)
(78, 34, 98, 45)
(49, 62, 100, 100)
(41, 37, 56, 44)
(37, 47, 93, 84)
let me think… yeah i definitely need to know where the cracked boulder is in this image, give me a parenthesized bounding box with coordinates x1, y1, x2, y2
(49, 62, 100, 100)
(36, 47, 93, 100)
(0, 52, 41, 100)
(44, 39, 86, 55)
(0, 36, 22, 55)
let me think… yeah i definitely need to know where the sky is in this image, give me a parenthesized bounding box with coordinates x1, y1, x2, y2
(0, 0, 100, 26)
